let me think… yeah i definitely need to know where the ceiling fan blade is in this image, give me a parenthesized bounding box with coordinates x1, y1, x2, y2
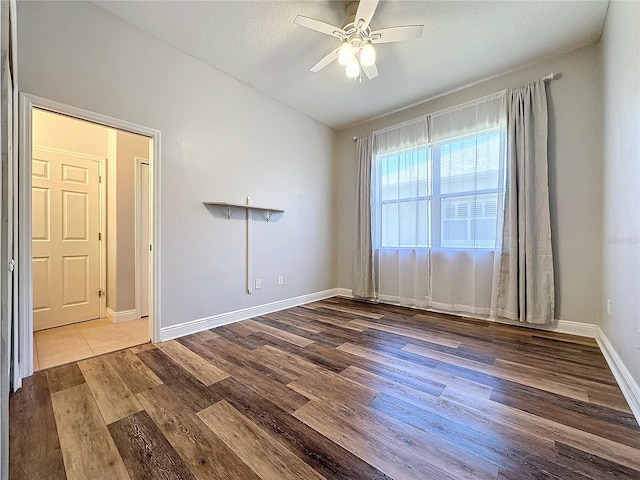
(293, 15, 345, 38)
(362, 63, 378, 80)
(310, 48, 339, 73)
(371, 25, 424, 44)
(355, 0, 379, 31)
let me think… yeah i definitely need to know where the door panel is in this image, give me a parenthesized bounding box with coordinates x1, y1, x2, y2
(32, 158, 49, 178)
(62, 191, 88, 240)
(61, 163, 88, 184)
(31, 186, 50, 240)
(62, 255, 89, 306)
(32, 257, 50, 312)
(32, 149, 101, 330)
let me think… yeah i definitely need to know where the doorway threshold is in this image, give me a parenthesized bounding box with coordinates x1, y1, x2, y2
(34, 317, 150, 370)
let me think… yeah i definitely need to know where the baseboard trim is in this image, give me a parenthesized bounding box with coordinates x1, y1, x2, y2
(596, 328, 640, 425)
(333, 288, 354, 298)
(106, 308, 138, 323)
(159, 289, 341, 341)
(334, 288, 597, 338)
(501, 318, 598, 338)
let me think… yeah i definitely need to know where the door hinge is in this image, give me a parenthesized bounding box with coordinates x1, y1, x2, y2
(98, 232, 102, 241)
(99, 175, 102, 184)
(8, 259, 15, 273)
(98, 288, 103, 298)
(149, 244, 152, 252)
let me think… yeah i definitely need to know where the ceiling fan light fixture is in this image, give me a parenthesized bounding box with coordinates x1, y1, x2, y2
(360, 42, 376, 67)
(294, 0, 424, 82)
(338, 41, 355, 66)
(346, 57, 360, 78)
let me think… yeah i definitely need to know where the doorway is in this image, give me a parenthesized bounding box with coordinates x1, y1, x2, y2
(31, 109, 151, 368)
(17, 96, 160, 378)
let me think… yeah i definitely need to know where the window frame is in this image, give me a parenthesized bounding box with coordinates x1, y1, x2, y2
(374, 128, 504, 250)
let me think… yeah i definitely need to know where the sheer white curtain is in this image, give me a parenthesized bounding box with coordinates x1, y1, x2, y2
(430, 93, 506, 315)
(372, 118, 430, 307)
(371, 93, 506, 314)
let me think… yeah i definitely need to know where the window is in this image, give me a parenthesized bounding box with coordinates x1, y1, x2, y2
(378, 146, 431, 248)
(375, 130, 503, 249)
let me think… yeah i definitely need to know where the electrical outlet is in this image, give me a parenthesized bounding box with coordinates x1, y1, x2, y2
(255, 279, 261, 290)
(606, 299, 611, 316)
(278, 275, 284, 286)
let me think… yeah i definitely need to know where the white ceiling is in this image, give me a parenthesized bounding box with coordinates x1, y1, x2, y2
(91, 0, 609, 130)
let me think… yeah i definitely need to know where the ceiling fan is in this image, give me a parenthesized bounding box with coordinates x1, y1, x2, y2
(293, 0, 424, 81)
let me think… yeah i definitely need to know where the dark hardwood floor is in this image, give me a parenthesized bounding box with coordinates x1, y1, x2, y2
(9, 297, 640, 479)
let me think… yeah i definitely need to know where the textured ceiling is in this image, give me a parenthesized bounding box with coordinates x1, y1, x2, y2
(91, 1, 609, 129)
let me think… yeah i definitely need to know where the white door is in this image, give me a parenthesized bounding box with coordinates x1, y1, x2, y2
(138, 161, 150, 318)
(32, 149, 102, 330)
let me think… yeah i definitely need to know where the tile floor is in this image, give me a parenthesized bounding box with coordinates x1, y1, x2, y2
(34, 317, 150, 370)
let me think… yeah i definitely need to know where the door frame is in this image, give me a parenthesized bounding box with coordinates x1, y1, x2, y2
(134, 157, 150, 320)
(31, 146, 107, 326)
(1, 2, 18, 475)
(18, 93, 162, 384)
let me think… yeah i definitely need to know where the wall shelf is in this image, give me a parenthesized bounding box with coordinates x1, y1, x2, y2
(203, 197, 283, 295)
(203, 201, 284, 221)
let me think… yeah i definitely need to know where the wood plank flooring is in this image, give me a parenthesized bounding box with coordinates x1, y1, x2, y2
(9, 297, 640, 479)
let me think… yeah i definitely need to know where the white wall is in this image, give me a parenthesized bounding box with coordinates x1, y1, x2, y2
(115, 130, 149, 312)
(336, 44, 603, 326)
(600, 1, 640, 385)
(32, 108, 109, 157)
(17, 1, 337, 329)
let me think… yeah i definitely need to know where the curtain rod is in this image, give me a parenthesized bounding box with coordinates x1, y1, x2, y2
(352, 72, 557, 142)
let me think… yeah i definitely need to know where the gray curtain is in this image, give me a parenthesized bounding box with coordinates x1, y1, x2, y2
(352, 134, 376, 299)
(495, 79, 555, 324)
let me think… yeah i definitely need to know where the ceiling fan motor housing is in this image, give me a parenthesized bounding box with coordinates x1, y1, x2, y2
(349, 33, 364, 48)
